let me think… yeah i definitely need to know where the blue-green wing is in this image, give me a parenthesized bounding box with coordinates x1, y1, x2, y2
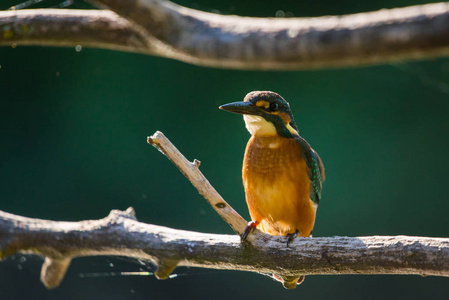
(295, 136, 325, 205)
(307, 149, 325, 205)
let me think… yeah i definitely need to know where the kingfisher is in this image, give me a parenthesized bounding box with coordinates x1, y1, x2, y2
(219, 91, 325, 247)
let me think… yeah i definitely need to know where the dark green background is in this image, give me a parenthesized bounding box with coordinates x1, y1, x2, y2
(1, 0, 448, 299)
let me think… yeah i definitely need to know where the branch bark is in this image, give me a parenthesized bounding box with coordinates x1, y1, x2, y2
(2, 1, 449, 69)
(0, 131, 448, 290)
(0, 209, 448, 289)
(0, 10, 148, 54)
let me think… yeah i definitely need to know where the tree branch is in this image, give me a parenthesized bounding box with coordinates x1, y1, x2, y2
(147, 131, 248, 235)
(2, 2, 449, 69)
(0, 10, 149, 54)
(0, 209, 448, 289)
(0, 131, 448, 290)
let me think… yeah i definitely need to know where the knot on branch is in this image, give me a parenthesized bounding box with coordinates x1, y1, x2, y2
(106, 207, 137, 223)
(191, 159, 201, 168)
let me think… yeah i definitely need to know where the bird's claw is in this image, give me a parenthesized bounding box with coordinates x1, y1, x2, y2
(242, 221, 258, 241)
(286, 230, 299, 247)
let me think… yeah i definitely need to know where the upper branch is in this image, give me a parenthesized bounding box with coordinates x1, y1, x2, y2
(0, 9, 148, 53)
(2, 1, 449, 69)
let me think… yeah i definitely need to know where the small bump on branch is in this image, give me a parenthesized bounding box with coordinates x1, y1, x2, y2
(192, 159, 201, 168)
(107, 207, 138, 221)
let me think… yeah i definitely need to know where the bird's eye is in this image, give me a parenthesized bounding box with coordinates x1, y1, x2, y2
(269, 102, 279, 111)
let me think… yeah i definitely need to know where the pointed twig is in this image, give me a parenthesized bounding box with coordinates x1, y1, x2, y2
(147, 131, 248, 235)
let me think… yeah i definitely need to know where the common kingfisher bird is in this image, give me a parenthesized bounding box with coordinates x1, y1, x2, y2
(220, 91, 325, 246)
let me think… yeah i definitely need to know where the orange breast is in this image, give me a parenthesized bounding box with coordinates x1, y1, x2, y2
(242, 135, 316, 237)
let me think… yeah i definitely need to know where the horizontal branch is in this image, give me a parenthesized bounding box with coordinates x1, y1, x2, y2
(0, 10, 149, 54)
(0, 208, 448, 289)
(2, 1, 449, 69)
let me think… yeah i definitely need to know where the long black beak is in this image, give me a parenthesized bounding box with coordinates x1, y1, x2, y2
(219, 101, 261, 116)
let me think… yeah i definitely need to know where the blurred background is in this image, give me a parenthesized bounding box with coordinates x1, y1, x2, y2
(1, 0, 448, 299)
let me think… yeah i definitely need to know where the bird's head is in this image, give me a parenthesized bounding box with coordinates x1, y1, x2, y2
(219, 91, 299, 138)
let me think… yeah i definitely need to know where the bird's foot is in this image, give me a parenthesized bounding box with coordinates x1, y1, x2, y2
(242, 221, 258, 241)
(286, 230, 299, 247)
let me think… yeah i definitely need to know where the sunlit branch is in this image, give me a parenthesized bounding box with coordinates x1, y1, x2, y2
(0, 209, 448, 289)
(2, 1, 449, 69)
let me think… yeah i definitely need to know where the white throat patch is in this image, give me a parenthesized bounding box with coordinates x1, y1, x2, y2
(243, 115, 277, 136)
